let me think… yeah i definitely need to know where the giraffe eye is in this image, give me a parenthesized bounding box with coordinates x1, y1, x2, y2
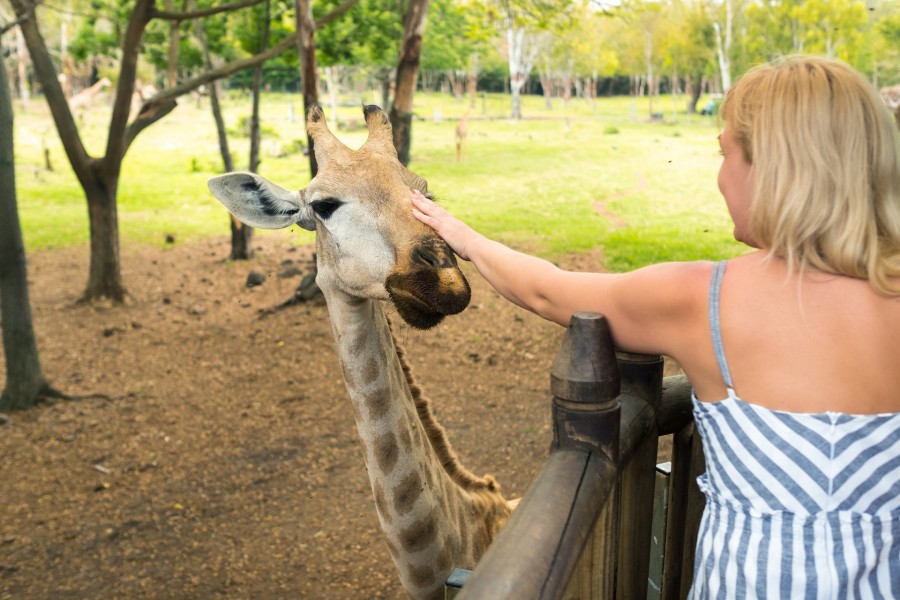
(310, 199, 343, 219)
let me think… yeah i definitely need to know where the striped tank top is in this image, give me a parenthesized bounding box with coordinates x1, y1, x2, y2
(688, 260, 900, 599)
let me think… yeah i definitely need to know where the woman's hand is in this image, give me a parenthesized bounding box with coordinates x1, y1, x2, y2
(410, 189, 480, 261)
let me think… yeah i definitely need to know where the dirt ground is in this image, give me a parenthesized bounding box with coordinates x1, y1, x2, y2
(0, 234, 674, 599)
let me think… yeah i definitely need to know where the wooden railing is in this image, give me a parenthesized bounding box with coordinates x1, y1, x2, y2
(450, 312, 707, 600)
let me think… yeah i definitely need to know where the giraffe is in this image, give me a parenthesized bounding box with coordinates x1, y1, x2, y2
(68, 77, 112, 110)
(455, 108, 471, 162)
(880, 84, 900, 129)
(207, 105, 513, 600)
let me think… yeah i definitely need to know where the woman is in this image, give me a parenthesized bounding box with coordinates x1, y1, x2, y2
(411, 56, 900, 598)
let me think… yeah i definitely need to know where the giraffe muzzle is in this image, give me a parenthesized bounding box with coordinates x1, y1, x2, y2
(385, 241, 471, 330)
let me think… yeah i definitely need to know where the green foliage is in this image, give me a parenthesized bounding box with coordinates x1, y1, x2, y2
(316, 0, 401, 69)
(229, 114, 281, 138)
(873, 8, 900, 83)
(68, 0, 131, 62)
(422, 0, 491, 73)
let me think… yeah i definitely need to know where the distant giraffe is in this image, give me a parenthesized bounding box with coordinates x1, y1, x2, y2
(208, 105, 514, 600)
(68, 77, 111, 110)
(455, 108, 471, 162)
(880, 84, 900, 129)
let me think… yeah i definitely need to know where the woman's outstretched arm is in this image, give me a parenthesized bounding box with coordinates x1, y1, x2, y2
(410, 189, 708, 356)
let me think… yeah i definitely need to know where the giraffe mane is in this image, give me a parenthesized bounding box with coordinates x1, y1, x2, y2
(388, 320, 501, 493)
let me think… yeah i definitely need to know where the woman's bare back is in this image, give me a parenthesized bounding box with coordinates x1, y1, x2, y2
(683, 251, 900, 415)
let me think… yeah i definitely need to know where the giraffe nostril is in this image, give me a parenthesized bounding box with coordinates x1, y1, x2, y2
(413, 247, 439, 268)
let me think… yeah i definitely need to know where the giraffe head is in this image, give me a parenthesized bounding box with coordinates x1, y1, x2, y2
(208, 105, 471, 329)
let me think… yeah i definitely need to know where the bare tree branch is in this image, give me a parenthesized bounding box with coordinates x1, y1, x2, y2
(9, 0, 92, 181)
(124, 99, 178, 151)
(152, 0, 265, 21)
(103, 0, 154, 179)
(316, 0, 359, 29)
(144, 32, 297, 106)
(0, 6, 35, 36)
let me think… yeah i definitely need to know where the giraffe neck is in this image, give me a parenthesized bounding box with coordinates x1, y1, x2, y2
(322, 286, 510, 600)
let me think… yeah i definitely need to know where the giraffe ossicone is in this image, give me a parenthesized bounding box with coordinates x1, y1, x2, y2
(208, 105, 513, 600)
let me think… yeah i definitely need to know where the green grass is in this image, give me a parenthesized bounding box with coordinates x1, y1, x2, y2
(12, 90, 748, 271)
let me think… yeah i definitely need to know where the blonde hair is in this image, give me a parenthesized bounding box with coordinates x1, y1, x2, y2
(721, 55, 900, 296)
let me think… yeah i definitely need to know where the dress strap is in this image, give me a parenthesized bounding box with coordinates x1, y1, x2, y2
(709, 260, 735, 390)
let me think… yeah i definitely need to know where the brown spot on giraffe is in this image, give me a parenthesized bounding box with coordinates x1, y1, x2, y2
(407, 563, 437, 589)
(373, 481, 392, 525)
(399, 514, 438, 553)
(360, 355, 380, 387)
(374, 431, 399, 475)
(392, 470, 423, 516)
(365, 386, 391, 421)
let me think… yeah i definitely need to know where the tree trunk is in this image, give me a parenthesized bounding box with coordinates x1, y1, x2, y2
(389, 0, 429, 167)
(324, 65, 340, 130)
(192, 6, 249, 259)
(219, 75, 251, 258)
(467, 52, 479, 109)
(237, 6, 270, 261)
(539, 73, 553, 109)
(379, 71, 391, 110)
(296, 0, 319, 177)
(164, 0, 180, 88)
(83, 175, 127, 302)
(506, 25, 534, 121)
(248, 0, 270, 175)
(0, 54, 51, 411)
(687, 72, 702, 114)
(15, 26, 30, 109)
(713, 0, 733, 92)
(510, 80, 523, 120)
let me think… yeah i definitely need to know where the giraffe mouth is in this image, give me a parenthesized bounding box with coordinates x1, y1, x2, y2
(387, 287, 447, 330)
(385, 271, 471, 331)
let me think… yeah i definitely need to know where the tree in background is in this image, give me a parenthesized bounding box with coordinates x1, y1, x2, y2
(314, 0, 395, 129)
(236, 0, 273, 258)
(192, 1, 246, 258)
(10, 0, 298, 303)
(653, 0, 715, 116)
(676, 1, 716, 114)
(421, 0, 491, 102)
(389, 0, 429, 166)
(0, 40, 60, 410)
(489, 0, 542, 119)
(873, 5, 900, 86)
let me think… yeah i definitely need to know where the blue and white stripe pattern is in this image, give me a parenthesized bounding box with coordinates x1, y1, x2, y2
(688, 261, 900, 599)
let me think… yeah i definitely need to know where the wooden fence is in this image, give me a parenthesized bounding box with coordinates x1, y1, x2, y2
(448, 312, 708, 600)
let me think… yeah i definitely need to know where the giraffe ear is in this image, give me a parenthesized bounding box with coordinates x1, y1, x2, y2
(399, 167, 428, 195)
(208, 172, 314, 231)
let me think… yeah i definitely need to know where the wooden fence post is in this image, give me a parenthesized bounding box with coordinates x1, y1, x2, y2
(615, 352, 663, 600)
(550, 312, 621, 459)
(456, 312, 622, 599)
(552, 313, 621, 599)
